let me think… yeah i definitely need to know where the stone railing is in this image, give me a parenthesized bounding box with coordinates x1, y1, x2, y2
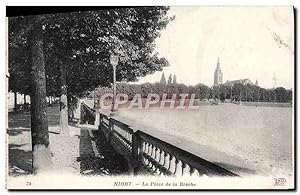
(100, 114, 134, 163)
(80, 102, 95, 125)
(132, 131, 238, 176)
(81, 102, 238, 177)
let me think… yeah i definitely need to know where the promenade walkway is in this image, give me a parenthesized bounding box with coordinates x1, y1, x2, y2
(7, 104, 129, 176)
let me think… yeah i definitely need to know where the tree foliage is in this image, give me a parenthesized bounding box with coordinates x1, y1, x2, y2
(160, 72, 166, 84)
(93, 82, 293, 103)
(8, 7, 173, 97)
(172, 74, 177, 84)
(167, 74, 172, 84)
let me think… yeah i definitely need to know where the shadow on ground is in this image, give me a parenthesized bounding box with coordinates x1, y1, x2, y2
(7, 105, 129, 176)
(7, 128, 31, 137)
(8, 144, 32, 176)
(78, 128, 129, 176)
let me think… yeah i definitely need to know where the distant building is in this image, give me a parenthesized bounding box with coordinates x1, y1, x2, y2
(212, 57, 254, 87)
(7, 92, 31, 111)
(213, 57, 223, 86)
(224, 78, 253, 86)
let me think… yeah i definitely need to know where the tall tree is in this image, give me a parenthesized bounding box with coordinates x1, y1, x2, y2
(160, 72, 166, 84)
(28, 15, 52, 173)
(167, 74, 172, 84)
(172, 74, 177, 84)
(9, 7, 172, 134)
(195, 83, 210, 100)
(274, 87, 287, 102)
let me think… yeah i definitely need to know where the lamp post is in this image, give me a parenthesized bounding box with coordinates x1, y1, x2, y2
(230, 85, 233, 101)
(110, 54, 119, 113)
(93, 90, 96, 109)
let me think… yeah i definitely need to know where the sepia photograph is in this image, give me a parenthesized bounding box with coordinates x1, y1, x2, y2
(5, 6, 295, 190)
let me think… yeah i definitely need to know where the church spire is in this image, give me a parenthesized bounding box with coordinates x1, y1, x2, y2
(217, 57, 220, 67)
(214, 57, 223, 86)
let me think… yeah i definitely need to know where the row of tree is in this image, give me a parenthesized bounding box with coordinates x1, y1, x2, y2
(91, 82, 293, 103)
(160, 72, 177, 84)
(8, 7, 173, 173)
(211, 84, 292, 103)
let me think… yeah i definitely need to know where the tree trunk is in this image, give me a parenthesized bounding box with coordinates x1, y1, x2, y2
(14, 91, 17, 108)
(29, 15, 52, 174)
(59, 61, 69, 136)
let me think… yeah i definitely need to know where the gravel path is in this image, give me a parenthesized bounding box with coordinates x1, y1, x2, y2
(7, 105, 129, 176)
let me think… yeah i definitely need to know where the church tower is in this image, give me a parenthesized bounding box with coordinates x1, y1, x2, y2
(214, 57, 223, 86)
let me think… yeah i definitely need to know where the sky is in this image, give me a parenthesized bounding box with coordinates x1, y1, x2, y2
(136, 6, 294, 89)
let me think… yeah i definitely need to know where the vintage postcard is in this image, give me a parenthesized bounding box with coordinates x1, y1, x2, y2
(6, 6, 295, 190)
